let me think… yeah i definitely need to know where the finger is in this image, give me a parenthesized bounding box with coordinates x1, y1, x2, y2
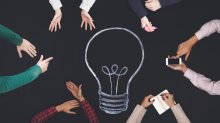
(25, 50, 34, 58)
(58, 22, 61, 29)
(85, 22, 88, 31)
(185, 52, 191, 61)
(49, 22, 53, 31)
(91, 22, 96, 29)
(17, 49, 22, 58)
(55, 23, 57, 32)
(89, 23, 93, 31)
(51, 24, 55, 32)
(30, 46, 37, 54)
(146, 0, 153, 3)
(81, 21, 85, 28)
(29, 42, 36, 49)
(44, 57, 54, 63)
(28, 48, 37, 57)
(79, 84, 83, 94)
(66, 111, 76, 115)
(38, 55, 44, 63)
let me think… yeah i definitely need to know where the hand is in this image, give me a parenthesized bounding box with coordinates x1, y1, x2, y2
(17, 39, 37, 58)
(55, 100, 79, 114)
(145, 0, 161, 11)
(66, 81, 85, 102)
(141, 16, 157, 32)
(140, 95, 154, 108)
(49, 8, 62, 32)
(81, 10, 96, 31)
(37, 55, 53, 73)
(161, 93, 175, 108)
(175, 35, 199, 61)
(167, 58, 188, 73)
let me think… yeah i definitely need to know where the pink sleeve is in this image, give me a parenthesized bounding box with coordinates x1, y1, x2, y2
(195, 19, 220, 40)
(184, 69, 220, 95)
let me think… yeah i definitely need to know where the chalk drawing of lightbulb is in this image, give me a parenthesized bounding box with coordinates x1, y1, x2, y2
(85, 27, 144, 114)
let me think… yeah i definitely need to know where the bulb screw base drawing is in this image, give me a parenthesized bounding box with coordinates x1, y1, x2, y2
(99, 91, 128, 114)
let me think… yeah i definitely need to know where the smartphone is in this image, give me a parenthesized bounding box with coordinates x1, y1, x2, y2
(166, 58, 182, 65)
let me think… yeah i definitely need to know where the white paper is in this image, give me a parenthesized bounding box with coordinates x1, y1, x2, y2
(150, 89, 170, 115)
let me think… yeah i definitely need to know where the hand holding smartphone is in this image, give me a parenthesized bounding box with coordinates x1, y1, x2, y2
(166, 58, 182, 65)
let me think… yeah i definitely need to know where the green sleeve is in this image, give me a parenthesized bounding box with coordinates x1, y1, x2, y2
(0, 24, 23, 45)
(0, 65, 42, 94)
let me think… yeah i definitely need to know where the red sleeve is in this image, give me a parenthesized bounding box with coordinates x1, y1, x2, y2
(31, 107, 58, 123)
(80, 100, 99, 123)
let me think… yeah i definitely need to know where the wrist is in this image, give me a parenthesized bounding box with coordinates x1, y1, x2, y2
(141, 16, 148, 21)
(55, 105, 63, 112)
(169, 103, 175, 108)
(181, 66, 188, 73)
(55, 8, 61, 14)
(78, 96, 85, 102)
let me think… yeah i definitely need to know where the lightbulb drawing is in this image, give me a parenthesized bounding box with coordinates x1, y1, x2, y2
(85, 27, 144, 114)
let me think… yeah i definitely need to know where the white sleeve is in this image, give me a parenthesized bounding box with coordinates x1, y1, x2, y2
(49, 0, 63, 10)
(171, 104, 191, 123)
(126, 105, 147, 123)
(195, 19, 220, 40)
(79, 0, 96, 12)
(184, 68, 220, 95)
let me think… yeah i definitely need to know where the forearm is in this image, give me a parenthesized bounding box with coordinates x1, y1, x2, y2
(80, 0, 96, 12)
(31, 107, 58, 123)
(126, 105, 146, 123)
(0, 65, 42, 94)
(171, 104, 191, 123)
(49, 0, 62, 10)
(195, 19, 220, 40)
(184, 69, 220, 95)
(81, 100, 99, 123)
(0, 24, 23, 45)
(128, 0, 147, 19)
(159, 0, 182, 8)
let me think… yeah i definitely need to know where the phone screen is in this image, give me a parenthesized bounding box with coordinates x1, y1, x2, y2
(168, 59, 180, 65)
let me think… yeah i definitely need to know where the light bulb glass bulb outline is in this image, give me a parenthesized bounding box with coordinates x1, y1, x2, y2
(85, 27, 144, 114)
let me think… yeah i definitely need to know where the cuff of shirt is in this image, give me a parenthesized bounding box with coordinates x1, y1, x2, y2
(80, 2, 92, 12)
(184, 68, 195, 80)
(194, 31, 202, 41)
(50, 1, 62, 10)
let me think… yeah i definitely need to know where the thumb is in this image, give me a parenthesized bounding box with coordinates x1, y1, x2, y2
(38, 55, 44, 63)
(66, 110, 76, 115)
(79, 84, 83, 94)
(17, 48, 22, 58)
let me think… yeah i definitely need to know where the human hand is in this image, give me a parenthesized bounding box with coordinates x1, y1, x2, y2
(175, 35, 199, 61)
(55, 100, 79, 114)
(145, 0, 161, 11)
(141, 16, 157, 32)
(81, 10, 96, 31)
(17, 39, 37, 58)
(66, 81, 85, 102)
(37, 55, 53, 73)
(161, 93, 175, 108)
(166, 57, 188, 73)
(49, 8, 62, 32)
(140, 95, 155, 108)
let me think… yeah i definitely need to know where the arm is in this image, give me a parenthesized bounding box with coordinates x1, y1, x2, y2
(127, 95, 154, 123)
(195, 19, 220, 40)
(126, 105, 147, 123)
(159, 0, 182, 8)
(0, 65, 42, 94)
(184, 69, 220, 95)
(80, 0, 96, 12)
(66, 81, 99, 123)
(31, 100, 79, 123)
(49, 0, 62, 10)
(128, 0, 147, 19)
(31, 107, 58, 123)
(171, 104, 191, 123)
(0, 24, 23, 45)
(0, 55, 53, 94)
(80, 100, 99, 123)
